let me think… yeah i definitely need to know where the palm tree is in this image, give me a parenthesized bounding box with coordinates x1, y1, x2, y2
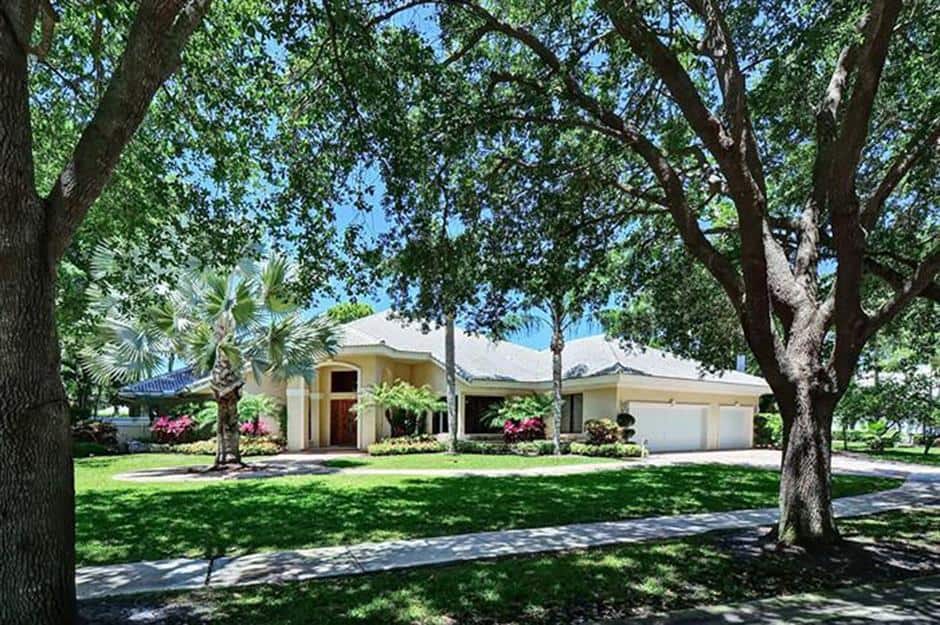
(84, 255, 341, 468)
(502, 299, 586, 455)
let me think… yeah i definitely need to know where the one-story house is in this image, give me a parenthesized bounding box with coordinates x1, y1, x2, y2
(119, 311, 770, 452)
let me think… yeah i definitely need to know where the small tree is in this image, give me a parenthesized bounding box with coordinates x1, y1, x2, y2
(85, 255, 340, 468)
(358, 380, 446, 438)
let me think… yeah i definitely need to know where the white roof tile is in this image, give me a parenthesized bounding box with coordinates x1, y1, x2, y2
(338, 311, 768, 389)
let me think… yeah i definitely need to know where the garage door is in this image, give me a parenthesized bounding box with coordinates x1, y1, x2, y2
(718, 406, 753, 449)
(630, 402, 707, 452)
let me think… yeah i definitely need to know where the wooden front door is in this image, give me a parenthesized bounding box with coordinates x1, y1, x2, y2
(330, 399, 357, 446)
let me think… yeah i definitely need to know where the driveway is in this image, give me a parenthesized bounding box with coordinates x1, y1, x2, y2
(647, 448, 940, 482)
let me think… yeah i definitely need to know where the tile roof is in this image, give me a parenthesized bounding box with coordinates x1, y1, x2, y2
(119, 366, 206, 399)
(122, 311, 769, 398)
(342, 312, 768, 387)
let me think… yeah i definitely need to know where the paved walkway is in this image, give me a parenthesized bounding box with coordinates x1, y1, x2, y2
(77, 472, 940, 600)
(619, 574, 940, 624)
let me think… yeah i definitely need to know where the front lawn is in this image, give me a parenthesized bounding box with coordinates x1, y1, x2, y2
(836, 442, 940, 466)
(322, 453, 620, 470)
(81, 509, 940, 625)
(74, 454, 899, 567)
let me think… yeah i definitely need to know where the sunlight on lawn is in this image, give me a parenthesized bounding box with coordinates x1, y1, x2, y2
(73, 454, 900, 568)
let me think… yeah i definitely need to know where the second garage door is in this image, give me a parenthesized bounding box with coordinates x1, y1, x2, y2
(630, 402, 708, 452)
(718, 406, 753, 449)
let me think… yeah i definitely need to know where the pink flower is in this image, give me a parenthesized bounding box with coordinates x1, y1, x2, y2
(239, 421, 270, 437)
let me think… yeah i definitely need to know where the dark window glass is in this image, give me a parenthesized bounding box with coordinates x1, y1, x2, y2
(561, 394, 583, 433)
(432, 397, 449, 434)
(465, 396, 504, 434)
(331, 370, 358, 393)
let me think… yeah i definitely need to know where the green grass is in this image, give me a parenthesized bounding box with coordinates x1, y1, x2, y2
(322, 453, 620, 470)
(75, 454, 899, 567)
(87, 509, 940, 625)
(837, 441, 940, 466)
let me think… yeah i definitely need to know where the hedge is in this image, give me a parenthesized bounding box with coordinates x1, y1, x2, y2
(368, 435, 446, 456)
(569, 441, 644, 458)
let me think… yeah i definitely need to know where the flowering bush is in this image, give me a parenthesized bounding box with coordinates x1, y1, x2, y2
(584, 418, 622, 445)
(150, 415, 197, 444)
(502, 417, 546, 443)
(239, 420, 271, 437)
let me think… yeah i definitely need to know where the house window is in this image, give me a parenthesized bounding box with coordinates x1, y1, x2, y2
(432, 397, 449, 434)
(465, 396, 504, 434)
(561, 394, 583, 433)
(331, 370, 357, 393)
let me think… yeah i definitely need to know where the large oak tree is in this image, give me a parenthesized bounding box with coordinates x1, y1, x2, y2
(315, 0, 939, 546)
(0, 1, 214, 622)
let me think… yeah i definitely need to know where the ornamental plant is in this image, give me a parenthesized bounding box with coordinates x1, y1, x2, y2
(150, 415, 196, 444)
(584, 419, 622, 445)
(239, 420, 271, 437)
(503, 417, 546, 443)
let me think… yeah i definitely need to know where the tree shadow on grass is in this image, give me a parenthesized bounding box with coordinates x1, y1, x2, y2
(75, 464, 897, 567)
(80, 511, 940, 625)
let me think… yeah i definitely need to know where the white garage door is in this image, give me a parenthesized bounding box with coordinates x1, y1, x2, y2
(630, 402, 708, 452)
(718, 406, 753, 449)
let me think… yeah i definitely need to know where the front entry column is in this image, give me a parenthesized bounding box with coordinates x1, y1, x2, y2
(286, 377, 309, 451)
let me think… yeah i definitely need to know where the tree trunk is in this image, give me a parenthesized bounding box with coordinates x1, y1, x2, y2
(445, 314, 458, 453)
(550, 326, 564, 455)
(0, 17, 77, 623)
(777, 387, 839, 546)
(214, 390, 242, 467)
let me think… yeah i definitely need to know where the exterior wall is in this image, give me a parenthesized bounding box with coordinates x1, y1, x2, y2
(580, 387, 618, 421)
(281, 348, 765, 451)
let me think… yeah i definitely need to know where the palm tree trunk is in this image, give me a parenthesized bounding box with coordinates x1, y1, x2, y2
(211, 352, 243, 468)
(215, 390, 242, 466)
(550, 321, 564, 456)
(445, 313, 458, 453)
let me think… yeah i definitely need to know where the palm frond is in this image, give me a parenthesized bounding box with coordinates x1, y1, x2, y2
(80, 313, 169, 384)
(257, 254, 298, 316)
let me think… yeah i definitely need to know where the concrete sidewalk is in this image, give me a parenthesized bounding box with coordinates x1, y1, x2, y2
(76, 477, 940, 600)
(618, 574, 940, 624)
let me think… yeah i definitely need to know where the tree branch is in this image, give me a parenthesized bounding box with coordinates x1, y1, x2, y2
(45, 0, 213, 262)
(864, 256, 940, 303)
(865, 245, 940, 340)
(861, 113, 940, 230)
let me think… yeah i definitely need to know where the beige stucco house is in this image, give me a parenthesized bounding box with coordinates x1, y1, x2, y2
(120, 311, 770, 453)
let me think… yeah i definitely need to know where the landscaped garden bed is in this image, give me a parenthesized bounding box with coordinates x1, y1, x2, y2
(79, 508, 940, 625)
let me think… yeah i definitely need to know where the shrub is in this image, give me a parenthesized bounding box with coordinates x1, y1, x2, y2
(615, 412, 636, 442)
(71, 419, 118, 446)
(485, 393, 552, 428)
(510, 440, 570, 456)
(753, 413, 783, 448)
(503, 417, 546, 443)
(368, 435, 445, 456)
(171, 436, 283, 456)
(584, 418, 622, 445)
(73, 441, 116, 458)
(192, 404, 219, 440)
(455, 439, 512, 455)
(570, 441, 644, 458)
(239, 420, 271, 437)
(150, 415, 198, 444)
(862, 420, 899, 452)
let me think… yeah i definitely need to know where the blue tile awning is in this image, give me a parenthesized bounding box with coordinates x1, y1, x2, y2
(118, 367, 209, 400)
